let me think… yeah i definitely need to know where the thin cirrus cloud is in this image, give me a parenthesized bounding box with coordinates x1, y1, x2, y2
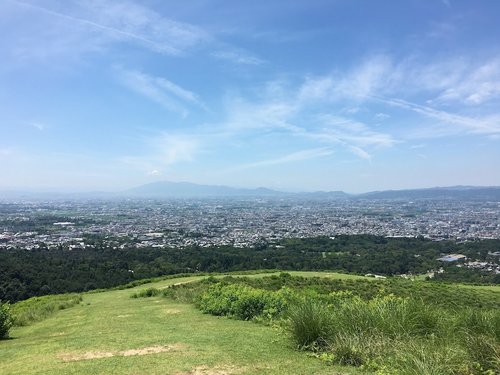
(117, 53, 500, 172)
(120, 133, 200, 175)
(290, 54, 500, 140)
(26, 121, 45, 131)
(5, 0, 262, 67)
(376, 97, 500, 137)
(218, 71, 397, 161)
(7, 0, 208, 57)
(211, 49, 264, 65)
(115, 67, 205, 117)
(213, 53, 500, 166)
(232, 148, 334, 171)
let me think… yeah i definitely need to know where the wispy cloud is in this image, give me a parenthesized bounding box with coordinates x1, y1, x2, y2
(316, 115, 397, 148)
(148, 169, 161, 176)
(377, 96, 500, 136)
(296, 54, 500, 108)
(431, 58, 500, 105)
(120, 133, 200, 174)
(156, 134, 199, 166)
(115, 68, 205, 116)
(6, 0, 265, 69)
(0, 148, 12, 156)
(26, 121, 45, 131)
(220, 75, 397, 161)
(233, 148, 333, 170)
(212, 49, 264, 65)
(9, 0, 208, 57)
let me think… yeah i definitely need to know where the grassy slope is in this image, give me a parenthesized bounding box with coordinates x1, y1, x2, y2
(0, 272, 364, 375)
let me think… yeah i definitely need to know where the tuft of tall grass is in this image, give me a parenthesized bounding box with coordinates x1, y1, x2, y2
(287, 298, 332, 349)
(11, 294, 82, 327)
(384, 339, 468, 375)
(130, 287, 162, 298)
(324, 294, 443, 339)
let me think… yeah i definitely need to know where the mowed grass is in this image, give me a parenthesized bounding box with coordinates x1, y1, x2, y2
(0, 272, 364, 375)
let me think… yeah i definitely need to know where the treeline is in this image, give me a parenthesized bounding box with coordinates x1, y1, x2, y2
(1, 235, 499, 302)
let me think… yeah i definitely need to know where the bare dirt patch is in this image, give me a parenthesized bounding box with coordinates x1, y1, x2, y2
(121, 345, 178, 357)
(49, 332, 67, 337)
(59, 344, 184, 362)
(164, 308, 181, 315)
(59, 351, 114, 362)
(175, 365, 244, 375)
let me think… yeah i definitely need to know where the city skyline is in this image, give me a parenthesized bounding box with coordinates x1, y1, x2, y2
(1, 1, 500, 193)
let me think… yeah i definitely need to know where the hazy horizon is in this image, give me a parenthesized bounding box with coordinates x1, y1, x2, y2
(1, 180, 500, 197)
(1, 1, 500, 193)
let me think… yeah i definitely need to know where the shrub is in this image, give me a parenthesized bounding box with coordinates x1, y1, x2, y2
(197, 283, 289, 321)
(0, 301, 13, 339)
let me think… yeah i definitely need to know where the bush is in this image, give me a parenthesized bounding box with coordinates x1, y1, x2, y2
(0, 301, 13, 339)
(198, 283, 289, 321)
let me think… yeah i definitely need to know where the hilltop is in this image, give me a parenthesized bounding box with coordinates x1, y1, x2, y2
(0, 272, 363, 375)
(1, 271, 499, 375)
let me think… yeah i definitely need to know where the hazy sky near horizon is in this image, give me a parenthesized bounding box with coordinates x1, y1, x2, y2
(1, 0, 500, 193)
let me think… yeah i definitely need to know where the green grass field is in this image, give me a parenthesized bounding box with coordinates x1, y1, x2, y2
(0, 272, 365, 375)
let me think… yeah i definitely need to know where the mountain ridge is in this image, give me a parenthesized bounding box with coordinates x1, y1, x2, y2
(1, 182, 500, 200)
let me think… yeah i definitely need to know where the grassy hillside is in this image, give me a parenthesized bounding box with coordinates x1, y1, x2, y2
(1, 271, 499, 374)
(0, 272, 364, 375)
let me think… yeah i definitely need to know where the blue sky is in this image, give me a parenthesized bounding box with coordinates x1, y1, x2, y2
(1, 0, 500, 193)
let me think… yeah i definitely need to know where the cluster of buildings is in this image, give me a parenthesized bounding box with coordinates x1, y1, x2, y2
(1, 198, 499, 253)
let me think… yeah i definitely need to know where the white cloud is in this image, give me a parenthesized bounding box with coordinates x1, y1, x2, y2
(432, 58, 500, 105)
(298, 76, 334, 102)
(378, 97, 500, 136)
(375, 113, 390, 119)
(115, 68, 205, 116)
(26, 121, 45, 131)
(157, 134, 199, 166)
(410, 144, 425, 149)
(295, 54, 500, 108)
(224, 97, 299, 132)
(315, 115, 397, 148)
(8, 0, 208, 58)
(219, 72, 397, 161)
(333, 55, 393, 99)
(347, 145, 372, 161)
(119, 133, 199, 176)
(4, 0, 265, 70)
(234, 148, 333, 170)
(212, 50, 264, 65)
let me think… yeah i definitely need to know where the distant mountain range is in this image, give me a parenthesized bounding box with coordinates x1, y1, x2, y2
(1, 182, 500, 201)
(357, 186, 500, 201)
(125, 182, 500, 201)
(126, 181, 284, 198)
